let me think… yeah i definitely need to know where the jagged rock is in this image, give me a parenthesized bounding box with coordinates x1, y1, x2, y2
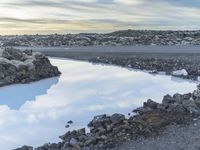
(0, 47, 60, 86)
(173, 93, 183, 103)
(88, 114, 111, 128)
(14, 145, 33, 150)
(144, 99, 159, 109)
(182, 100, 200, 114)
(162, 95, 175, 106)
(110, 113, 125, 125)
(133, 106, 153, 115)
(194, 98, 200, 108)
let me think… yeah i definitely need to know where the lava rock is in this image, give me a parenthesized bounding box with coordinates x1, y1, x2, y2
(162, 95, 175, 106)
(88, 114, 111, 128)
(0, 47, 60, 86)
(67, 120, 73, 124)
(144, 99, 159, 109)
(110, 113, 125, 125)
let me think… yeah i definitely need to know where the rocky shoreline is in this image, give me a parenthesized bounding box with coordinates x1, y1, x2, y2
(24, 45, 200, 81)
(89, 55, 200, 81)
(0, 47, 60, 87)
(15, 86, 200, 150)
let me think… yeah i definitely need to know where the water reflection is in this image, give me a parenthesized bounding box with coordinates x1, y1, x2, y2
(0, 58, 197, 150)
(0, 77, 59, 109)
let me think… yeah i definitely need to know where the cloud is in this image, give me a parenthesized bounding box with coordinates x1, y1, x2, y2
(0, 0, 199, 34)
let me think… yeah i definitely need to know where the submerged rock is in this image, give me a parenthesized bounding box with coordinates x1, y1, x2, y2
(0, 47, 60, 86)
(67, 120, 74, 124)
(172, 69, 188, 77)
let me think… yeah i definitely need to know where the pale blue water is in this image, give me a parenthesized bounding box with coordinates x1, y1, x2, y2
(0, 58, 197, 150)
(0, 78, 58, 109)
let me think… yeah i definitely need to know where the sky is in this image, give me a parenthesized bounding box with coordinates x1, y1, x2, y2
(0, 0, 200, 35)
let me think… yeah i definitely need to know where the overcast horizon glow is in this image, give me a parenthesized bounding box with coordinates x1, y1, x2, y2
(0, 0, 200, 35)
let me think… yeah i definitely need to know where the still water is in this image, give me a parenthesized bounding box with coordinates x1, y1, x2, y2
(0, 58, 197, 149)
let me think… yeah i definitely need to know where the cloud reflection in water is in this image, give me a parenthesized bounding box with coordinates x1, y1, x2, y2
(0, 58, 197, 149)
(0, 77, 59, 109)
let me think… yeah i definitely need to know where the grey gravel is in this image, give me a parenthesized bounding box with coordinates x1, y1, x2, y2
(117, 119, 200, 150)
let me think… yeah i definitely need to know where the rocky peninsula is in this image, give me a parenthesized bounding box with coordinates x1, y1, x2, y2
(89, 54, 200, 81)
(15, 86, 200, 150)
(28, 46, 200, 81)
(0, 47, 60, 87)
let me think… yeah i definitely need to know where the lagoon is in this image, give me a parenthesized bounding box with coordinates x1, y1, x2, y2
(0, 58, 197, 149)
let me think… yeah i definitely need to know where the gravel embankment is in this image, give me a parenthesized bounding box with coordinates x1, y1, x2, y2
(117, 119, 200, 150)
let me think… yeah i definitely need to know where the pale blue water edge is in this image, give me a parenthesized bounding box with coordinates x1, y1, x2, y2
(0, 58, 198, 150)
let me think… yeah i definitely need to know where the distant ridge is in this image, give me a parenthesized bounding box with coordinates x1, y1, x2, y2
(106, 29, 200, 37)
(0, 30, 200, 47)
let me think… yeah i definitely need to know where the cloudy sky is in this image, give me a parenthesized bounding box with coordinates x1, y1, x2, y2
(0, 0, 200, 35)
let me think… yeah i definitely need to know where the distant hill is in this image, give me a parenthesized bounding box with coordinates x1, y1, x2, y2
(1, 30, 200, 47)
(106, 29, 200, 37)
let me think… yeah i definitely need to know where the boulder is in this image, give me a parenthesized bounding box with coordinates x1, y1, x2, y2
(173, 93, 183, 103)
(172, 69, 188, 77)
(69, 138, 78, 147)
(110, 113, 125, 125)
(0, 47, 60, 86)
(144, 99, 158, 109)
(162, 95, 175, 106)
(88, 114, 111, 128)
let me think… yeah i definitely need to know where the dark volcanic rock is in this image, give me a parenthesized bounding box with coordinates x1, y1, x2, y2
(110, 113, 125, 125)
(162, 95, 175, 106)
(14, 145, 33, 150)
(67, 120, 74, 124)
(0, 47, 60, 86)
(144, 99, 159, 109)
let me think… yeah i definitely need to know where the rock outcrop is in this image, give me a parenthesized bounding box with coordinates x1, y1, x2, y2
(0, 47, 60, 86)
(16, 87, 200, 150)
